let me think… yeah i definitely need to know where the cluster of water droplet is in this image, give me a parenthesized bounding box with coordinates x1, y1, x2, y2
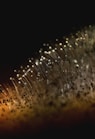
(9, 25, 95, 100)
(0, 25, 94, 126)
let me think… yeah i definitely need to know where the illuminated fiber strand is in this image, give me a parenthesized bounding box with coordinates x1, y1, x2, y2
(0, 25, 94, 135)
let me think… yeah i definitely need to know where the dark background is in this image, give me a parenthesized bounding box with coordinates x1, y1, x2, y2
(0, 2, 95, 83)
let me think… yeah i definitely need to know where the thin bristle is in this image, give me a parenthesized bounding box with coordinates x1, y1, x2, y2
(0, 25, 95, 136)
(9, 25, 95, 99)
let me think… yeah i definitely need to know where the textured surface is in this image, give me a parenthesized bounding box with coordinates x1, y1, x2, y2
(0, 25, 95, 137)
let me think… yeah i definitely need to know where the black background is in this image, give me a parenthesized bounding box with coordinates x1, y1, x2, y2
(0, 2, 95, 83)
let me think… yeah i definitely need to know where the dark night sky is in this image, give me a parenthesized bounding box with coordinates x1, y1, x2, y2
(0, 2, 95, 82)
